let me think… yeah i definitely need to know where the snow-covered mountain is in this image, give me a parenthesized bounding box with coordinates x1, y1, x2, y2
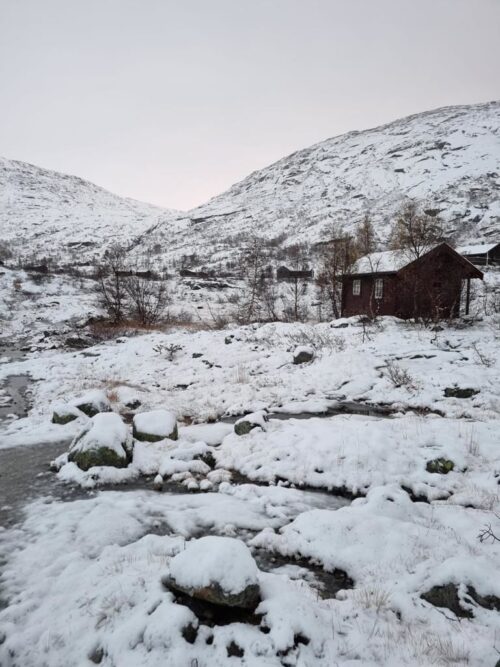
(141, 100, 500, 268)
(0, 157, 180, 266)
(1, 101, 499, 270)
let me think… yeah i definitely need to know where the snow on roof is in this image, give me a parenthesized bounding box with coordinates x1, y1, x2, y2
(456, 243, 498, 255)
(352, 249, 412, 275)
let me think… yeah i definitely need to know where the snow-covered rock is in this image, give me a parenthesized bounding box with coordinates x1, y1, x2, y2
(293, 345, 314, 364)
(51, 403, 82, 425)
(71, 389, 111, 417)
(68, 412, 131, 471)
(165, 536, 260, 609)
(234, 410, 268, 436)
(133, 409, 178, 442)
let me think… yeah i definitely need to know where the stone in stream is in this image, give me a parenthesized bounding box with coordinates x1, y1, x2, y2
(72, 389, 112, 417)
(234, 410, 268, 436)
(68, 412, 131, 471)
(153, 473, 164, 491)
(293, 345, 314, 365)
(133, 409, 178, 442)
(164, 536, 261, 610)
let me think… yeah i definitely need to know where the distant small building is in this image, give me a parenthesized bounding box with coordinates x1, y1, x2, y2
(342, 243, 483, 320)
(456, 243, 500, 266)
(276, 266, 314, 282)
(179, 269, 210, 279)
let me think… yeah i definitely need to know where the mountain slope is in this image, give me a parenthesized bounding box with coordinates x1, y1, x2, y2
(2, 101, 499, 270)
(0, 157, 180, 265)
(143, 100, 500, 267)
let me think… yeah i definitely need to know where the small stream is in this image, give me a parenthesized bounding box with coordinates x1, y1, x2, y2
(0, 344, 365, 609)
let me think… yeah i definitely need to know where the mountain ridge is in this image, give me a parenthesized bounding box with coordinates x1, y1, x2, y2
(1, 100, 499, 268)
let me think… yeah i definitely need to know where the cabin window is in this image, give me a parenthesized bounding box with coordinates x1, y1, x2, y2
(352, 279, 361, 296)
(374, 278, 383, 300)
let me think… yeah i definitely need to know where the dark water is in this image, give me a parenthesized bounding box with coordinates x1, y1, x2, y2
(221, 400, 394, 425)
(0, 375, 30, 424)
(0, 440, 82, 527)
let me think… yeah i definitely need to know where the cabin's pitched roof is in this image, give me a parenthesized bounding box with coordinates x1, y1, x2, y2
(351, 243, 483, 279)
(456, 243, 498, 255)
(351, 249, 411, 275)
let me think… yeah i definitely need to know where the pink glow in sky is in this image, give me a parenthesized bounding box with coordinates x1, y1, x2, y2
(1, 0, 499, 210)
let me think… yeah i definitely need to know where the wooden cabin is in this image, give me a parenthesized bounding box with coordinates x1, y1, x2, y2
(456, 243, 500, 267)
(342, 243, 483, 320)
(276, 266, 314, 282)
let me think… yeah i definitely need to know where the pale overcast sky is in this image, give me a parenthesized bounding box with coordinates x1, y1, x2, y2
(1, 0, 499, 210)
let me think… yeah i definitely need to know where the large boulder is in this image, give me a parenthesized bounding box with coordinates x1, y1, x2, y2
(133, 409, 178, 442)
(72, 389, 111, 417)
(234, 410, 268, 436)
(68, 412, 131, 471)
(293, 345, 314, 365)
(164, 536, 260, 609)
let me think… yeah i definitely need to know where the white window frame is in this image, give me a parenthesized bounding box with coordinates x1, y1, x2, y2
(352, 279, 361, 296)
(374, 278, 383, 300)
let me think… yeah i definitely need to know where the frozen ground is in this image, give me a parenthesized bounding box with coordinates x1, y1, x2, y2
(1, 271, 500, 665)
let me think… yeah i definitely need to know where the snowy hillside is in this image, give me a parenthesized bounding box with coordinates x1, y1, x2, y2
(0, 157, 180, 266)
(1, 101, 499, 271)
(143, 100, 500, 268)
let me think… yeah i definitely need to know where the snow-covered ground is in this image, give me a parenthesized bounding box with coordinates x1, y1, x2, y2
(1, 268, 500, 665)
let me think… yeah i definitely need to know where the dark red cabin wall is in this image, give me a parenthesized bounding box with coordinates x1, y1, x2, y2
(342, 248, 474, 320)
(397, 251, 464, 319)
(342, 274, 398, 317)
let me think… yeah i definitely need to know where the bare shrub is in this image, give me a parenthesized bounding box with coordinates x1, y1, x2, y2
(276, 326, 346, 354)
(478, 513, 500, 543)
(384, 359, 416, 390)
(153, 342, 183, 361)
(125, 275, 169, 326)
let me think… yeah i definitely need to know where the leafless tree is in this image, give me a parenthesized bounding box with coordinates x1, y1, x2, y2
(355, 215, 377, 256)
(389, 201, 445, 259)
(235, 236, 269, 323)
(125, 274, 169, 326)
(94, 244, 128, 323)
(316, 224, 359, 319)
